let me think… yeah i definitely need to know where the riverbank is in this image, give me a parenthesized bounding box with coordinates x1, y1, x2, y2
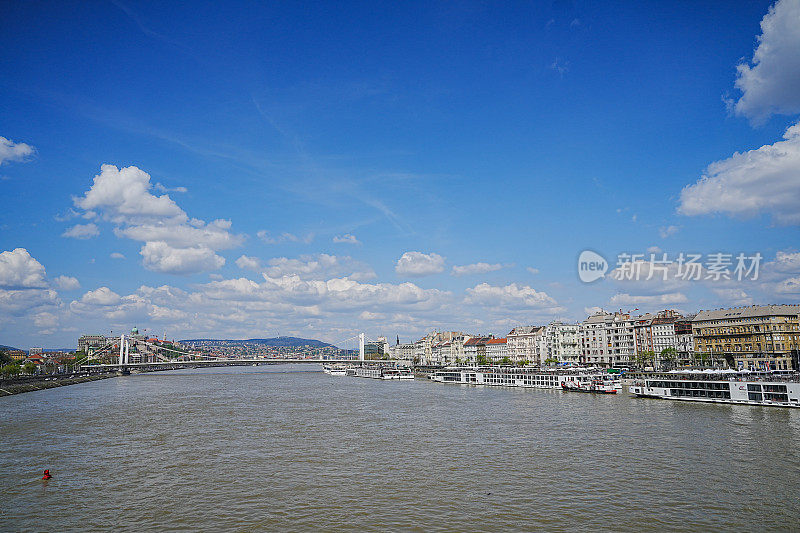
(0, 373, 116, 397)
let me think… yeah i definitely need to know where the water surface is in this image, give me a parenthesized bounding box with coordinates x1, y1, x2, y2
(2, 365, 799, 531)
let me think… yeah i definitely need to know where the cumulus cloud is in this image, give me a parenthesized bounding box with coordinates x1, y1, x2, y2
(395, 251, 446, 277)
(451, 262, 504, 277)
(678, 122, 800, 225)
(72, 165, 243, 273)
(257, 230, 314, 244)
(62, 223, 100, 239)
(54, 275, 80, 291)
(263, 254, 376, 281)
(0, 136, 35, 165)
(110, 252, 125, 259)
(0, 249, 61, 321)
(733, 0, 800, 123)
(333, 233, 360, 244)
(464, 282, 562, 312)
(140, 241, 225, 275)
(0, 248, 48, 288)
(236, 255, 261, 271)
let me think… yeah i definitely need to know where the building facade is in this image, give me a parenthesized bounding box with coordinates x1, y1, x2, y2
(506, 326, 545, 364)
(692, 305, 800, 371)
(544, 322, 581, 364)
(580, 311, 635, 367)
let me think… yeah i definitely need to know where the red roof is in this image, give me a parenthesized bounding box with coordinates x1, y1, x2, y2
(487, 338, 507, 344)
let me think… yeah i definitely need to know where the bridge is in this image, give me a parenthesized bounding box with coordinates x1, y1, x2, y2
(80, 332, 404, 373)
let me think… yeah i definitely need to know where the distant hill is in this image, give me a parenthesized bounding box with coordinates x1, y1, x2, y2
(179, 336, 337, 348)
(0, 344, 22, 352)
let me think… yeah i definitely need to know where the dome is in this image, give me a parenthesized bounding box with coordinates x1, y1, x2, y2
(131, 327, 139, 335)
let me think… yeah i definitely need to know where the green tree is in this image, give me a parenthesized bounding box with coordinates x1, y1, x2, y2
(476, 354, 488, 366)
(0, 350, 12, 366)
(500, 356, 512, 366)
(517, 359, 529, 367)
(660, 347, 678, 370)
(23, 361, 37, 375)
(543, 357, 559, 366)
(1, 363, 21, 378)
(634, 350, 655, 369)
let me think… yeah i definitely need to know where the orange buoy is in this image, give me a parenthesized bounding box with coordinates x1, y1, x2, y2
(42, 469, 52, 480)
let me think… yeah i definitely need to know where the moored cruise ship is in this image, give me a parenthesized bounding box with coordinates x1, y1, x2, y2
(346, 366, 414, 380)
(431, 367, 617, 391)
(628, 370, 800, 408)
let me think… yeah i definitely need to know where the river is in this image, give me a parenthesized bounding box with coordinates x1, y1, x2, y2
(1, 365, 799, 531)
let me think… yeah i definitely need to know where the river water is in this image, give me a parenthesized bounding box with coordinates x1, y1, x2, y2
(2, 365, 799, 531)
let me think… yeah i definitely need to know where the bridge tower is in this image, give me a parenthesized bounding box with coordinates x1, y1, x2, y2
(359, 332, 365, 362)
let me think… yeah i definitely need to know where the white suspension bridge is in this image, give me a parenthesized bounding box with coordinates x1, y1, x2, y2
(81, 332, 401, 373)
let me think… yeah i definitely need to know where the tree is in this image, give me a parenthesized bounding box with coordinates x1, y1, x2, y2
(23, 361, 37, 375)
(634, 350, 655, 369)
(499, 356, 512, 366)
(543, 357, 558, 366)
(517, 359, 529, 367)
(476, 354, 489, 366)
(0, 350, 12, 366)
(660, 347, 677, 370)
(1, 363, 21, 378)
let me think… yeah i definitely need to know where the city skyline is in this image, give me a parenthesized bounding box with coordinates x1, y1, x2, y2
(2, 0, 800, 347)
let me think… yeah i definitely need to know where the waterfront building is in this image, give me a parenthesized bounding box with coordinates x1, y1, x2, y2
(463, 336, 490, 364)
(506, 326, 545, 364)
(580, 311, 635, 367)
(77, 335, 115, 355)
(544, 322, 581, 364)
(388, 342, 415, 361)
(692, 305, 800, 371)
(486, 337, 508, 362)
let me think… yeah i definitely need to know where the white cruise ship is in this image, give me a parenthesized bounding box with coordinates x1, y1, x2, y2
(346, 366, 414, 380)
(431, 367, 617, 391)
(628, 370, 800, 408)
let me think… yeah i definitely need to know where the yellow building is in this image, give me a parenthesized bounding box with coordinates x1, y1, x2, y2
(692, 305, 800, 370)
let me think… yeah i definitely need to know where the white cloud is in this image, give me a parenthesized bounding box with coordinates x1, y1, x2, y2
(464, 282, 562, 312)
(140, 241, 225, 275)
(78, 286, 121, 306)
(62, 223, 100, 239)
(659, 225, 679, 238)
(712, 288, 754, 305)
(647, 246, 663, 254)
(236, 255, 262, 271)
(0, 248, 48, 288)
(609, 292, 688, 306)
(526, 267, 540, 275)
(395, 251, 446, 277)
(264, 254, 376, 281)
(110, 252, 125, 259)
(154, 183, 188, 193)
(733, 0, 800, 123)
(0, 288, 60, 315)
(451, 262, 503, 277)
(678, 122, 800, 225)
(775, 276, 800, 293)
(333, 233, 360, 244)
(54, 275, 80, 291)
(584, 306, 604, 315)
(257, 230, 314, 244)
(72, 165, 243, 273)
(359, 311, 385, 320)
(0, 136, 35, 165)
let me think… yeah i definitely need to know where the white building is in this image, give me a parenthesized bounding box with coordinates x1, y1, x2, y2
(507, 326, 545, 364)
(544, 322, 581, 364)
(580, 311, 635, 367)
(485, 338, 508, 363)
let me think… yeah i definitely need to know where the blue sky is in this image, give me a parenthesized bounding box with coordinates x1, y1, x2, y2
(2, 0, 799, 348)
